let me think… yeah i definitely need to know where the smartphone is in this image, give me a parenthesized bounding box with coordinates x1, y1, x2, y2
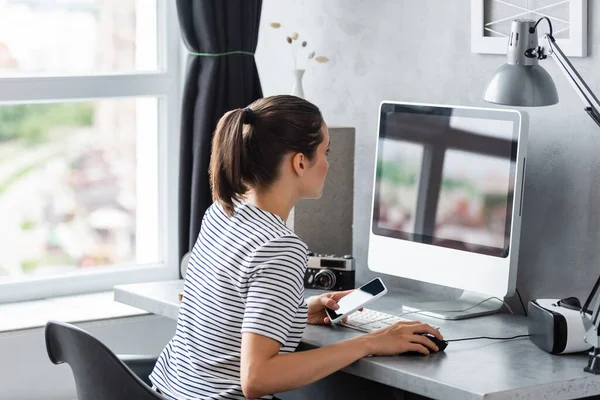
(325, 277, 388, 324)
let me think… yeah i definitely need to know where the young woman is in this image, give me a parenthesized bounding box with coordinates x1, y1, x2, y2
(149, 95, 443, 400)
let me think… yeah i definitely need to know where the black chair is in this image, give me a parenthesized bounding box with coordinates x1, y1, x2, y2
(45, 320, 169, 400)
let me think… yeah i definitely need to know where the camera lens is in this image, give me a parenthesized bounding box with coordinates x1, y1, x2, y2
(314, 269, 336, 290)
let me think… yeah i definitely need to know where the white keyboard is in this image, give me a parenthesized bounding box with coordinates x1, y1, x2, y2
(340, 308, 438, 333)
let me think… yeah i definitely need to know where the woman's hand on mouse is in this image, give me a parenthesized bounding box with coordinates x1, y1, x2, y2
(362, 321, 443, 356)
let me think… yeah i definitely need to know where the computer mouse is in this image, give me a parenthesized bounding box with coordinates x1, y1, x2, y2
(418, 333, 448, 352)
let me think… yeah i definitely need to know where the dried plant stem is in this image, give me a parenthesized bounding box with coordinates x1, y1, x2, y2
(290, 44, 297, 70)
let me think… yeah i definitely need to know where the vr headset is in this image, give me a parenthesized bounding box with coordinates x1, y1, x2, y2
(528, 297, 593, 354)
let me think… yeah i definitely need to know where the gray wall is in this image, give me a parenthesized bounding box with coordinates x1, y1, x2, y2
(294, 127, 355, 257)
(0, 315, 175, 400)
(256, 0, 600, 308)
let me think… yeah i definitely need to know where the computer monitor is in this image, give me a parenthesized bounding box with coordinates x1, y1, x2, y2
(368, 101, 528, 319)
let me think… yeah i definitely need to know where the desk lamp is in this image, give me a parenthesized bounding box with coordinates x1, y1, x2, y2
(483, 18, 600, 374)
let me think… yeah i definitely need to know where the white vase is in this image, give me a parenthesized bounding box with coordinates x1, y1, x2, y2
(290, 69, 305, 98)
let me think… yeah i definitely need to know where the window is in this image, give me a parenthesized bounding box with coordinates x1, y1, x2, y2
(0, 0, 181, 303)
(0, 0, 158, 76)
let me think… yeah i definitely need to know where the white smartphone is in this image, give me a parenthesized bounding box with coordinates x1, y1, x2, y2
(325, 277, 388, 324)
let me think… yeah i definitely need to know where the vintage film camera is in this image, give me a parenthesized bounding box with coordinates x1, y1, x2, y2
(304, 252, 355, 291)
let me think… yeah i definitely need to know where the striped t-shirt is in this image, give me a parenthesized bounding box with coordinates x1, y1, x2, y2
(150, 202, 308, 399)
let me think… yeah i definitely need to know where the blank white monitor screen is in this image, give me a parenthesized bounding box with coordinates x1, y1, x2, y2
(373, 103, 520, 258)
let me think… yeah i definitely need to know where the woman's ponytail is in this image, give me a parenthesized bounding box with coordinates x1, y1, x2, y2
(209, 109, 248, 216)
(209, 95, 324, 218)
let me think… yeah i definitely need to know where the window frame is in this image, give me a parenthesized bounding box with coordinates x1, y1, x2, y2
(0, 0, 182, 303)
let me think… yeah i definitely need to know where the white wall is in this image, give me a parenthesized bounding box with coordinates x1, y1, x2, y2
(0, 315, 175, 400)
(255, 0, 600, 307)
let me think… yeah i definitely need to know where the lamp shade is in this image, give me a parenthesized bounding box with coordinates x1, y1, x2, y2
(483, 19, 559, 107)
(483, 63, 558, 106)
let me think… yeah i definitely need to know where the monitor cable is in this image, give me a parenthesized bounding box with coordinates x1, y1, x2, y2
(394, 296, 514, 321)
(515, 288, 528, 316)
(352, 296, 515, 328)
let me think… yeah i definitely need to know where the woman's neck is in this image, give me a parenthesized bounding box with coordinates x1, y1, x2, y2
(245, 187, 296, 222)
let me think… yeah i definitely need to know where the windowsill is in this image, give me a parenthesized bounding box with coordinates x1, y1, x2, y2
(0, 291, 149, 333)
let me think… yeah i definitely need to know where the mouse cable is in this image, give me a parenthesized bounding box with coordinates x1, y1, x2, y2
(446, 334, 530, 342)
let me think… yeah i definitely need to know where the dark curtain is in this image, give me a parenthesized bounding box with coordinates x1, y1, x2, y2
(176, 0, 263, 260)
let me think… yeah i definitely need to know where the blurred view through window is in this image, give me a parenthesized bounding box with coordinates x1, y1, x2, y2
(0, 0, 157, 76)
(0, 0, 162, 282)
(0, 99, 160, 280)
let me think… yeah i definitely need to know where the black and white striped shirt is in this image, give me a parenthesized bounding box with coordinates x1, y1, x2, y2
(150, 202, 308, 399)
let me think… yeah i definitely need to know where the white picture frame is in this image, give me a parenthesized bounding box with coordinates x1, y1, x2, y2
(471, 0, 588, 57)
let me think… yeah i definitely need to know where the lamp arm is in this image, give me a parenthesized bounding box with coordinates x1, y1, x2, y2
(543, 35, 600, 345)
(543, 35, 600, 128)
(545, 32, 600, 347)
(519, 21, 600, 373)
(581, 275, 600, 348)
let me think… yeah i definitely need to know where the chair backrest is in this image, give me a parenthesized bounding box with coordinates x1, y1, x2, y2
(45, 320, 167, 400)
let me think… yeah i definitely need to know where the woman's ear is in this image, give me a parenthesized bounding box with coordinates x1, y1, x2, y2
(292, 153, 305, 176)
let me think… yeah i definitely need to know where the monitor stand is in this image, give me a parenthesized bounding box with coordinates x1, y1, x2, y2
(400, 290, 505, 320)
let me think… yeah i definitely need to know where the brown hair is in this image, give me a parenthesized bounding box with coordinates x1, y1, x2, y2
(209, 95, 324, 216)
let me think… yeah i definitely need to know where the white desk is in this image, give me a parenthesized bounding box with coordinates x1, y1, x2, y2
(115, 280, 600, 400)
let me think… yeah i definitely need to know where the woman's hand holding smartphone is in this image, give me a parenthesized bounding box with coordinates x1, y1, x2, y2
(324, 277, 387, 324)
(306, 290, 356, 325)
